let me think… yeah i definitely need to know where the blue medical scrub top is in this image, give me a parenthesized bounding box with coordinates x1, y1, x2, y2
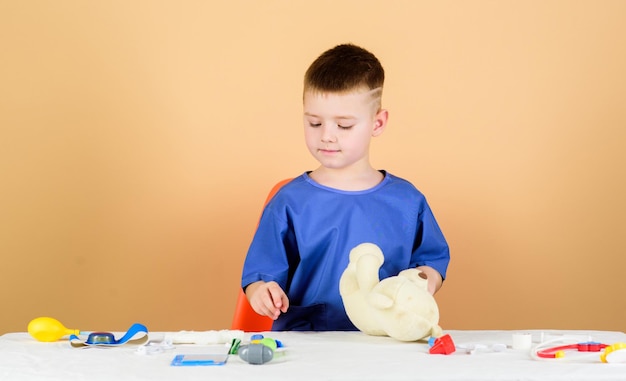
(241, 171, 450, 331)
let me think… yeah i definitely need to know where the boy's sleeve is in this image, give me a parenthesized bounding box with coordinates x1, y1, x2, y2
(241, 205, 291, 290)
(410, 202, 450, 280)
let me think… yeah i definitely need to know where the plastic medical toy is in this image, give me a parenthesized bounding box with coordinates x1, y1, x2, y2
(534, 341, 626, 363)
(428, 334, 456, 355)
(235, 334, 284, 364)
(28, 317, 83, 342)
(238, 343, 274, 364)
(27, 316, 148, 347)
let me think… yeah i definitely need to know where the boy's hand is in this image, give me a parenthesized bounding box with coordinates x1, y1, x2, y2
(245, 281, 289, 320)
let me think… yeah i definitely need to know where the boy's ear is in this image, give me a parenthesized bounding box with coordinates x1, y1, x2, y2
(372, 109, 389, 137)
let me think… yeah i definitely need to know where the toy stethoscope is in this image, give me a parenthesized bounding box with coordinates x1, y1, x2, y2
(28, 317, 148, 347)
(531, 338, 626, 363)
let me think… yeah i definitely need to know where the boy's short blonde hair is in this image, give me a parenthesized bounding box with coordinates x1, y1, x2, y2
(304, 44, 384, 110)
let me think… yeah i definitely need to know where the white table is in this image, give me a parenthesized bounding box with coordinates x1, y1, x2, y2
(1, 330, 625, 380)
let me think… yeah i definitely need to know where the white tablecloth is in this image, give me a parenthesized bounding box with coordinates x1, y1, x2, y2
(2, 330, 625, 380)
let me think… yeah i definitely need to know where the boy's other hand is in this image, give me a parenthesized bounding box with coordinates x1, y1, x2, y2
(245, 281, 290, 320)
(416, 265, 443, 295)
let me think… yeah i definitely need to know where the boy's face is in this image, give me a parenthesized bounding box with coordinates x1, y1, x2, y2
(303, 89, 387, 172)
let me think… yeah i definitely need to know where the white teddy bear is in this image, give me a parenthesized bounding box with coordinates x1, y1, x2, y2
(339, 242, 443, 342)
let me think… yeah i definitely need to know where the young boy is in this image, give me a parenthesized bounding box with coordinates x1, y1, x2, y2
(241, 44, 450, 331)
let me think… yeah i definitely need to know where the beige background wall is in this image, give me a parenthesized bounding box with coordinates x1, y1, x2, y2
(1, 1, 624, 334)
